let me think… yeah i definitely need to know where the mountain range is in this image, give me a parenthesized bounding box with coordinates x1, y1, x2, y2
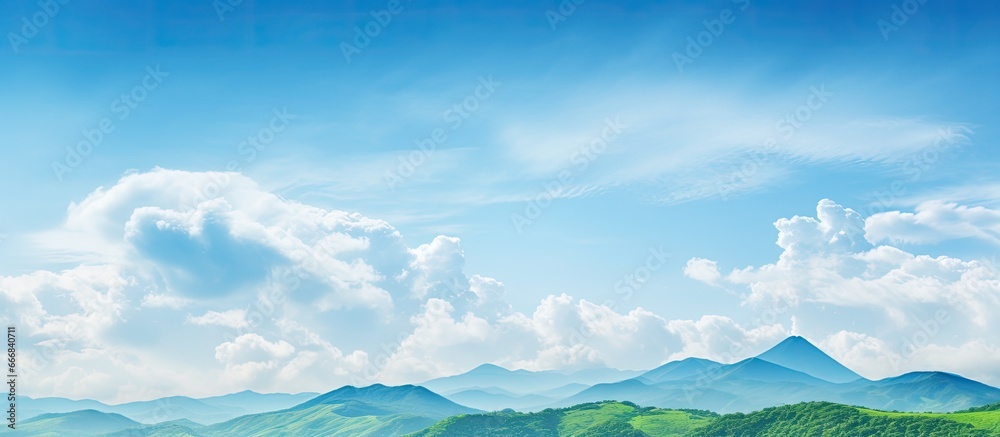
(553, 336, 1000, 413)
(11, 336, 1000, 436)
(18, 390, 319, 425)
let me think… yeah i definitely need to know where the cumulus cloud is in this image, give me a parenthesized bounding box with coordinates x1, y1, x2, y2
(683, 258, 722, 286)
(4, 170, 451, 399)
(215, 333, 295, 364)
(666, 315, 788, 363)
(866, 200, 1000, 245)
(379, 293, 772, 382)
(0, 265, 131, 347)
(726, 200, 1000, 326)
(705, 199, 1000, 384)
(820, 330, 1000, 385)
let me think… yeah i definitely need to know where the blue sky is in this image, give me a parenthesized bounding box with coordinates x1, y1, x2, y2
(1, 0, 999, 402)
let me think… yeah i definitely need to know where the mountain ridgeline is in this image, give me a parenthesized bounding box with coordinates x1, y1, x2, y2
(12, 336, 1000, 436)
(554, 335, 1000, 414)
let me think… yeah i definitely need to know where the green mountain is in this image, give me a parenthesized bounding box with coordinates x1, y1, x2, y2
(293, 384, 479, 417)
(8, 409, 141, 436)
(696, 401, 999, 436)
(19, 391, 314, 425)
(196, 384, 481, 436)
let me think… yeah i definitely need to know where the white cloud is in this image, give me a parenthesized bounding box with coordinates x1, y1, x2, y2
(215, 333, 295, 363)
(711, 199, 1000, 383)
(727, 200, 1000, 326)
(666, 315, 788, 363)
(140, 293, 191, 309)
(820, 330, 1000, 386)
(409, 235, 468, 300)
(819, 330, 899, 379)
(379, 298, 498, 383)
(378, 293, 774, 382)
(188, 310, 249, 329)
(683, 257, 722, 286)
(0, 265, 130, 346)
(866, 200, 1000, 245)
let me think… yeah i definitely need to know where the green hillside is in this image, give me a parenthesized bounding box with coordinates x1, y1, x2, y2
(196, 402, 435, 436)
(682, 402, 999, 437)
(409, 401, 718, 436)
(410, 401, 1000, 437)
(856, 404, 1000, 435)
(8, 409, 141, 437)
(106, 423, 205, 437)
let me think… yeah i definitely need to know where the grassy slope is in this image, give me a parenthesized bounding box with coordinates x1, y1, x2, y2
(859, 408, 1000, 434)
(629, 409, 716, 436)
(200, 403, 436, 437)
(410, 400, 1000, 437)
(409, 401, 717, 436)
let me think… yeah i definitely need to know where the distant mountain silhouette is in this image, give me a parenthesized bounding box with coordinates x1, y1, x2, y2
(546, 336, 1000, 413)
(423, 364, 641, 390)
(293, 383, 478, 418)
(19, 390, 318, 425)
(10, 409, 140, 436)
(200, 384, 480, 436)
(638, 357, 723, 383)
(756, 335, 864, 383)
